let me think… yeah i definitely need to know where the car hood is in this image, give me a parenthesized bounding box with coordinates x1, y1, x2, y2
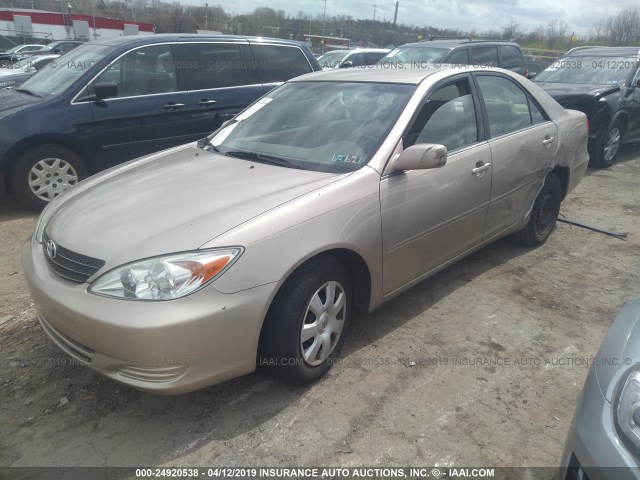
(0, 89, 41, 114)
(46, 144, 346, 268)
(534, 82, 620, 107)
(594, 298, 640, 403)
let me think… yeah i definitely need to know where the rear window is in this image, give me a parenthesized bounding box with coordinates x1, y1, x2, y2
(251, 44, 312, 83)
(498, 45, 525, 69)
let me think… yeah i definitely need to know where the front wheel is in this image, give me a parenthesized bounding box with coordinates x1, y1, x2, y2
(10, 145, 88, 209)
(259, 257, 353, 385)
(591, 120, 623, 168)
(514, 172, 562, 246)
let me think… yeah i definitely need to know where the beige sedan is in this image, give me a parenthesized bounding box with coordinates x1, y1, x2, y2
(23, 66, 589, 394)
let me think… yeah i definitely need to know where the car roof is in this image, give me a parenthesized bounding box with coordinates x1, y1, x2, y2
(564, 46, 640, 57)
(349, 48, 390, 53)
(291, 65, 491, 84)
(397, 39, 520, 49)
(89, 34, 308, 49)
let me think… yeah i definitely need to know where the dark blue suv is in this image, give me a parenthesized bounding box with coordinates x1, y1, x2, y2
(0, 34, 320, 208)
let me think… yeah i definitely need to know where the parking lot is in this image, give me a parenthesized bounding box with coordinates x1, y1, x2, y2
(1, 144, 640, 470)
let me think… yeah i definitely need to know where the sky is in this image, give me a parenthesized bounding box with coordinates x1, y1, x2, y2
(192, 0, 631, 37)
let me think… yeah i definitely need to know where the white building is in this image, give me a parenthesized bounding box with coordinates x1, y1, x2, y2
(0, 8, 155, 42)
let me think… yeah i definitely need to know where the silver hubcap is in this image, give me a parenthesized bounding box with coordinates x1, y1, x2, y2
(604, 127, 621, 163)
(300, 281, 346, 366)
(28, 158, 79, 202)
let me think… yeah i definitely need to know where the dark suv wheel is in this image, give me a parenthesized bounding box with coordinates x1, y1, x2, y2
(591, 119, 623, 169)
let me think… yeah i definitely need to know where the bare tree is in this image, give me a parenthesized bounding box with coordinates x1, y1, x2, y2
(544, 20, 568, 49)
(501, 18, 521, 41)
(607, 7, 640, 45)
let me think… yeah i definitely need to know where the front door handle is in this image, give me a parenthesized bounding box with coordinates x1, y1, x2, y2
(162, 102, 185, 109)
(197, 99, 218, 106)
(472, 162, 491, 176)
(542, 136, 555, 146)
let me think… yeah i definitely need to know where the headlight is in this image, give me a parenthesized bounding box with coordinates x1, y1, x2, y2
(616, 368, 640, 454)
(89, 248, 243, 301)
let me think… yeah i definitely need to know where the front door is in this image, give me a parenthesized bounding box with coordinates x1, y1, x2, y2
(380, 76, 492, 295)
(84, 43, 194, 168)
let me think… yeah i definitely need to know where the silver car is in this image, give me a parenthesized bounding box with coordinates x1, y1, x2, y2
(560, 298, 640, 479)
(22, 66, 589, 394)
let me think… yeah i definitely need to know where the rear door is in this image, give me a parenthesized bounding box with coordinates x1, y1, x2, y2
(473, 73, 558, 237)
(174, 40, 264, 138)
(83, 43, 194, 167)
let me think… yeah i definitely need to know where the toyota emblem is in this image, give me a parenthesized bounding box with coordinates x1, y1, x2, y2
(45, 239, 57, 260)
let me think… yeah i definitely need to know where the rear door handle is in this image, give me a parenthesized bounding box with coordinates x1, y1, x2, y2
(472, 162, 491, 176)
(542, 136, 555, 146)
(197, 99, 218, 106)
(162, 102, 185, 109)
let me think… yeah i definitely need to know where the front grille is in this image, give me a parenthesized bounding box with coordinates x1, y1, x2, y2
(43, 232, 105, 283)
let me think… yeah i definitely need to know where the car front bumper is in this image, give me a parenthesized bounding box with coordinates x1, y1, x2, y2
(559, 367, 640, 480)
(22, 237, 278, 394)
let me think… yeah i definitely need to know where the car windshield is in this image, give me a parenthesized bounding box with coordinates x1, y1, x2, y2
(380, 46, 448, 65)
(19, 44, 113, 98)
(208, 81, 415, 173)
(317, 50, 350, 68)
(534, 56, 639, 85)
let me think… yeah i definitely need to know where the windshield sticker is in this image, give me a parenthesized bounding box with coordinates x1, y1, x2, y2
(331, 154, 362, 164)
(235, 97, 273, 122)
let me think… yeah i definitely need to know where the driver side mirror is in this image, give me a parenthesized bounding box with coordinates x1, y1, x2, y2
(392, 144, 447, 171)
(340, 60, 353, 68)
(93, 82, 118, 100)
(635, 78, 640, 88)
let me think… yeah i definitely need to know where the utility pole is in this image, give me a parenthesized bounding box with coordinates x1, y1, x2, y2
(373, 4, 377, 21)
(321, 0, 327, 55)
(205, 3, 209, 30)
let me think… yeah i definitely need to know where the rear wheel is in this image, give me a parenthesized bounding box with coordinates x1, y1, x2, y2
(514, 172, 562, 246)
(259, 257, 353, 385)
(591, 120, 623, 168)
(11, 145, 88, 209)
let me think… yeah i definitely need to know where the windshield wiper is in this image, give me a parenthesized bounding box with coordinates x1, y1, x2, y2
(15, 88, 41, 98)
(224, 150, 302, 169)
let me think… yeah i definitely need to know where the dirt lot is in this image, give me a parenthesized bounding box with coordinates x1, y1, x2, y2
(1, 146, 640, 472)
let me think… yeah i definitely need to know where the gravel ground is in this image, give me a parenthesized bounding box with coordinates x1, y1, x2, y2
(1, 145, 640, 472)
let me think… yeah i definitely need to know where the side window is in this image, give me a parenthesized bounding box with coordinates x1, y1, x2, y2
(177, 43, 247, 90)
(251, 44, 312, 83)
(91, 44, 178, 98)
(528, 97, 547, 124)
(470, 47, 498, 67)
(476, 75, 533, 137)
(498, 45, 525, 69)
(446, 49, 470, 65)
(404, 79, 478, 152)
(346, 52, 365, 67)
(365, 52, 386, 65)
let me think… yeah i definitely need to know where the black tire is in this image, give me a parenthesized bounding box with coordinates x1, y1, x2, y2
(514, 172, 562, 246)
(590, 119, 623, 168)
(259, 256, 353, 386)
(10, 144, 88, 209)
(0, 59, 11, 69)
